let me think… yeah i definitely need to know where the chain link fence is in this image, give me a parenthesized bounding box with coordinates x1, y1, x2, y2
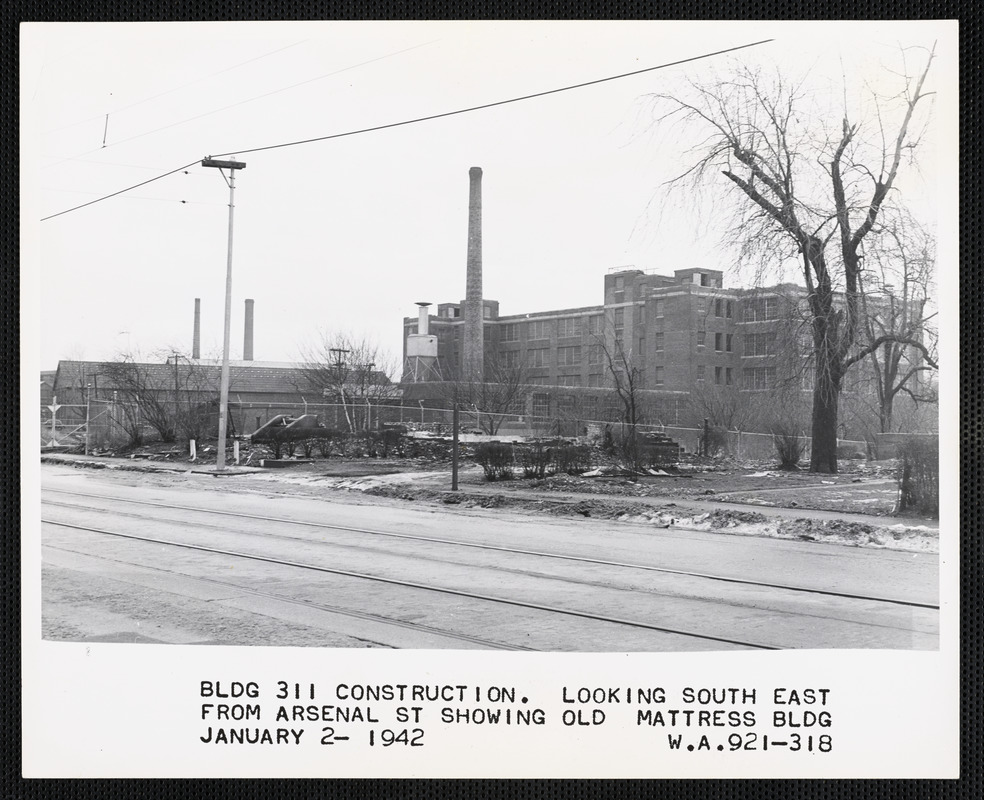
(42, 397, 870, 464)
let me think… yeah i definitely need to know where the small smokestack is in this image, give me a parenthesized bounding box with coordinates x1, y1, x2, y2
(243, 298, 254, 361)
(463, 166, 484, 381)
(416, 302, 431, 336)
(193, 298, 201, 360)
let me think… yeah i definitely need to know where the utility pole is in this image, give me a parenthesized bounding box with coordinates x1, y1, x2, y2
(363, 362, 374, 432)
(202, 157, 246, 471)
(329, 348, 349, 430)
(171, 351, 181, 435)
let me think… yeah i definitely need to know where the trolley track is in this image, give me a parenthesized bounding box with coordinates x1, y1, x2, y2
(42, 540, 533, 651)
(43, 487, 939, 610)
(43, 518, 783, 651)
(41, 498, 938, 638)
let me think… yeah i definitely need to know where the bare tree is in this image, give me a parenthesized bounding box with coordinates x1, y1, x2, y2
(101, 356, 177, 442)
(595, 329, 645, 429)
(439, 353, 532, 436)
(100, 350, 222, 444)
(297, 331, 398, 433)
(858, 211, 938, 433)
(169, 353, 222, 441)
(688, 380, 753, 432)
(650, 46, 938, 471)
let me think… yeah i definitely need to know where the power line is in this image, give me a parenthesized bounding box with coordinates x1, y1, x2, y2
(43, 41, 307, 136)
(212, 38, 774, 158)
(40, 38, 773, 222)
(43, 38, 438, 171)
(40, 161, 200, 221)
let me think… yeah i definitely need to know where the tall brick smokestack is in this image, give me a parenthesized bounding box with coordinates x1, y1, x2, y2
(192, 298, 201, 360)
(463, 166, 484, 382)
(243, 298, 254, 361)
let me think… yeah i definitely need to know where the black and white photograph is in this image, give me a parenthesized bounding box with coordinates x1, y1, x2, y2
(21, 20, 959, 778)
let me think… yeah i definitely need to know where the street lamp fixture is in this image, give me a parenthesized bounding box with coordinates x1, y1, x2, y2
(201, 156, 246, 471)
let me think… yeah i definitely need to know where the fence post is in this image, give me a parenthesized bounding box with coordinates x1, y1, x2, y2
(451, 404, 460, 492)
(49, 395, 59, 442)
(84, 389, 91, 455)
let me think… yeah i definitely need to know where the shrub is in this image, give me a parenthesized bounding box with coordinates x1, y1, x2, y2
(896, 436, 939, 517)
(316, 429, 337, 459)
(521, 440, 553, 479)
(300, 428, 337, 459)
(554, 444, 592, 475)
(601, 426, 616, 455)
(378, 427, 403, 457)
(702, 426, 729, 457)
(771, 423, 806, 470)
(473, 442, 514, 481)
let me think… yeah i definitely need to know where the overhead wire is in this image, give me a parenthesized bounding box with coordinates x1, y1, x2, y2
(41, 161, 201, 220)
(40, 37, 774, 223)
(43, 40, 308, 136)
(42, 38, 438, 171)
(212, 38, 774, 158)
(104, 39, 440, 151)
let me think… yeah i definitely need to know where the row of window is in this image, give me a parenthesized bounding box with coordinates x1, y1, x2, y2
(501, 316, 606, 342)
(527, 367, 667, 389)
(743, 297, 781, 322)
(695, 366, 778, 389)
(523, 336, 672, 368)
(493, 330, 776, 367)
(695, 365, 733, 385)
(487, 299, 780, 343)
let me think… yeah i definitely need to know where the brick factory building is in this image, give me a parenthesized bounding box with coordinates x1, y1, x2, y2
(401, 265, 816, 432)
(398, 166, 933, 441)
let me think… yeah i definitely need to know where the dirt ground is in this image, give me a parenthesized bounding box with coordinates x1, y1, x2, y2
(41, 446, 938, 554)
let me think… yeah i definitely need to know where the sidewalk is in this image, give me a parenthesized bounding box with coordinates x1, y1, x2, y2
(40, 452, 264, 476)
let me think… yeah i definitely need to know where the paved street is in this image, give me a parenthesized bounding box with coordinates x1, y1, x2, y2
(38, 463, 939, 651)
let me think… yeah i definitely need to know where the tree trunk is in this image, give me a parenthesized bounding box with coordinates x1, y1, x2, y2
(879, 394, 894, 435)
(810, 376, 840, 473)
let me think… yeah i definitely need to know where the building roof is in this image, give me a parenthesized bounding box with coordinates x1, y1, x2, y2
(52, 360, 335, 397)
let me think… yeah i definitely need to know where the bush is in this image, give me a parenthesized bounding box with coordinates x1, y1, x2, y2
(702, 426, 729, 457)
(473, 442, 514, 481)
(378, 427, 404, 457)
(554, 444, 592, 475)
(771, 423, 806, 470)
(521, 440, 554, 479)
(896, 436, 939, 517)
(301, 428, 337, 459)
(316, 429, 337, 459)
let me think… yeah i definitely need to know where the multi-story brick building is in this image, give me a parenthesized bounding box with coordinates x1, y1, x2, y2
(401, 266, 819, 431)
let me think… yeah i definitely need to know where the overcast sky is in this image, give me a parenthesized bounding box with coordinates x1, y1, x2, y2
(22, 20, 956, 373)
